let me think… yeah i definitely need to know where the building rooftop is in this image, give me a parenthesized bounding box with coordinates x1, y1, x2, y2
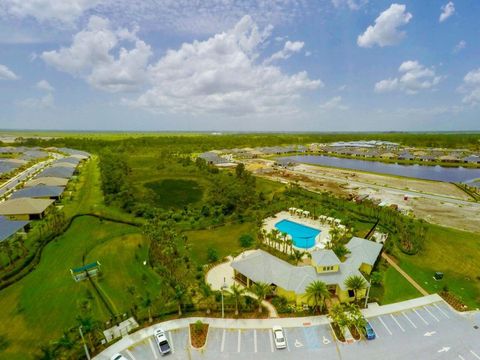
(36, 166, 75, 179)
(0, 216, 30, 242)
(310, 249, 340, 267)
(10, 186, 64, 199)
(24, 177, 69, 187)
(0, 198, 54, 216)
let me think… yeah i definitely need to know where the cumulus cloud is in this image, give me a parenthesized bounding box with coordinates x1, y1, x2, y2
(460, 68, 480, 105)
(18, 93, 54, 109)
(0, 64, 18, 80)
(357, 4, 412, 48)
(374, 60, 442, 94)
(41, 16, 152, 92)
(36, 79, 54, 91)
(453, 40, 466, 53)
(439, 2, 455, 23)
(1, 0, 101, 24)
(130, 15, 322, 116)
(265, 40, 304, 64)
(319, 96, 348, 110)
(331, 0, 368, 11)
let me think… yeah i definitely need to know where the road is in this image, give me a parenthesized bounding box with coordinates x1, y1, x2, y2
(0, 153, 61, 198)
(96, 297, 480, 360)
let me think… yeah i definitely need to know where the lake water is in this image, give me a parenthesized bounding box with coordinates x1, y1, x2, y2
(280, 155, 480, 183)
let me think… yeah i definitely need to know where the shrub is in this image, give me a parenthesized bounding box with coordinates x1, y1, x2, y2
(239, 234, 254, 248)
(206, 247, 219, 263)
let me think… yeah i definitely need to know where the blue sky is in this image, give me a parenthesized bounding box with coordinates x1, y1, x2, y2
(0, 0, 479, 131)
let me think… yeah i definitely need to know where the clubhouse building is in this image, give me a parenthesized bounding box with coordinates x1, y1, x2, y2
(231, 237, 382, 304)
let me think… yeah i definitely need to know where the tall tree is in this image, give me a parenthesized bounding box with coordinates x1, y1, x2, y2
(229, 283, 246, 316)
(344, 275, 367, 303)
(250, 282, 271, 313)
(305, 280, 330, 313)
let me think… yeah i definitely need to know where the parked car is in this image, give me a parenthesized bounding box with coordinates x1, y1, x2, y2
(272, 326, 287, 349)
(364, 322, 376, 340)
(153, 328, 171, 355)
(110, 354, 128, 360)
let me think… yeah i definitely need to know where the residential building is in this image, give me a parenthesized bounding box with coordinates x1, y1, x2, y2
(0, 198, 55, 220)
(0, 216, 30, 242)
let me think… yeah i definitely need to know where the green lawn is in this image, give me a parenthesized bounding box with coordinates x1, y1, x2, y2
(0, 216, 161, 359)
(145, 178, 203, 208)
(394, 224, 480, 309)
(184, 222, 256, 264)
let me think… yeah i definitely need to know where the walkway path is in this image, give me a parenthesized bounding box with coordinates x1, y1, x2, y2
(381, 253, 429, 296)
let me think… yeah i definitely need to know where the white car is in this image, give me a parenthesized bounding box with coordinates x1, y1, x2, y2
(154, 328, 171, 355)
(272, 326, 287, 349)
(110, 354, 128, 360)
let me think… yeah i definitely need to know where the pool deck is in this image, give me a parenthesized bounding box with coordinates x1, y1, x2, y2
(263, 211, 332, 250)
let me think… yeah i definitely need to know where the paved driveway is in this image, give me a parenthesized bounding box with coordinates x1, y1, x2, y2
(111, 301, 480, 360)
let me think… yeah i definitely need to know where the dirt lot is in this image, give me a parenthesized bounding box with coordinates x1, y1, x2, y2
(245, 159, 480, 233)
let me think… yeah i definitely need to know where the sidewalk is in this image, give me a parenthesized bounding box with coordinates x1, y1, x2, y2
(93, 294, 447, 359)
(382, 252, 429, 296)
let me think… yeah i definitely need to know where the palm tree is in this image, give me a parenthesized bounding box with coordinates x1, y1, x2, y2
(229, 283, 246, 316)
(250, 282, 271, 313)
(286, 239, 293, 255)
(305, 280, 330, 313)
(281, 232, 288, 253)
(141, 293, 153, 322)
(344, 275, 367, 303)
(292, 249, 306, 265)
(199, 284, 215, 315)
(0, 240, 13, 267)
(173, 285, 187, 316)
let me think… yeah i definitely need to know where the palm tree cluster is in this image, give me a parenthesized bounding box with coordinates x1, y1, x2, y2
(258, 228, 293, 255)
(328, 303, 366, 338)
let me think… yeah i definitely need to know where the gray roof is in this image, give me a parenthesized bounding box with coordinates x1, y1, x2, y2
(0, 198, 54, 216)
(58, 148, 90, 158)
(58, 157, 81, 165)
(198, 152, 228, 164)
(311, 249, 340, 267)
(0, 216, 29, 242)
(36, 166, 75, 179)
(463, 155, 480, 162)
(232, 237, 383, 294)
(10, 186, 64, 199)
(24, 177, 69, 187)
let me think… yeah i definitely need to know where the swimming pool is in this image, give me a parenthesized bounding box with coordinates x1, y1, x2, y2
(275, 219, 320, 249)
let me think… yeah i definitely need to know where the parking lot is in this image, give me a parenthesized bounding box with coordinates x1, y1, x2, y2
(112, 301, 480, 360)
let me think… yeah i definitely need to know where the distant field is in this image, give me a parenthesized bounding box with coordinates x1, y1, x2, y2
(145, 178, 203, 208)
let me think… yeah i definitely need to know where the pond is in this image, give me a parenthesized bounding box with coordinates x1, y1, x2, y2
(279, 155, 480, 183)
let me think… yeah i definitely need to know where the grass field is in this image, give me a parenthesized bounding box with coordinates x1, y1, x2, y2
(0, 216, 160, 359)
(184, 222, 256, 264)
(394, 224, 480, 309)
(145, 178, 203, 208)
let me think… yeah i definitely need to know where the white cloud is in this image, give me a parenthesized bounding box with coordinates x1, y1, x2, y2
(0, 64, 18, 80)
(319, 96, 348, 110)
(453, 40, 466, 53)
(439, 2, 455, 23)
(41, 16, 152, 92)
(18, 93, 54, 109)
(36, 79, 54, 91)
(374, 60, 442, 94)
(265, 40, 304, 63)
(1, 0, 101, 24)
(357, 4, 412, 48)
(130, 15, 322, 116)
(331, 0, 368, 11)
(460, 68, 480, 105)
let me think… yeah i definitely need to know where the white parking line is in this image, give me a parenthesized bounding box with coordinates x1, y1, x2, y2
(402, 312, 417, 329)
(471, 350, 480, 359)
(378, 316, 393, 335)
(367, 320, 380, 338)
(126, 349, 137, 360)
(285, 329, 290, 352)
(413, 309, 429, 325)
(221, 329, 226, 352)
(254, 329, 257, 353)
(390, 314, 405, 332)
(424, 306, 440, 322)
(459, 355, 466, 360)
(269, 330, 274, 352)
(238, 330, 241, 353)
(148, 338, 159, 359)
(168, 331, 175, 353)
(434, 303, 450, 319)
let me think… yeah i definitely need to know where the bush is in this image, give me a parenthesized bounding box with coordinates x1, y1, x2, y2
(206, 247, 219, 263)
(370, 271, 382, 286)
(239, 234, 254, 248)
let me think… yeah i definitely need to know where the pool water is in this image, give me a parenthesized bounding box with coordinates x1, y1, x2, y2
(275, 219, 320, 249)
